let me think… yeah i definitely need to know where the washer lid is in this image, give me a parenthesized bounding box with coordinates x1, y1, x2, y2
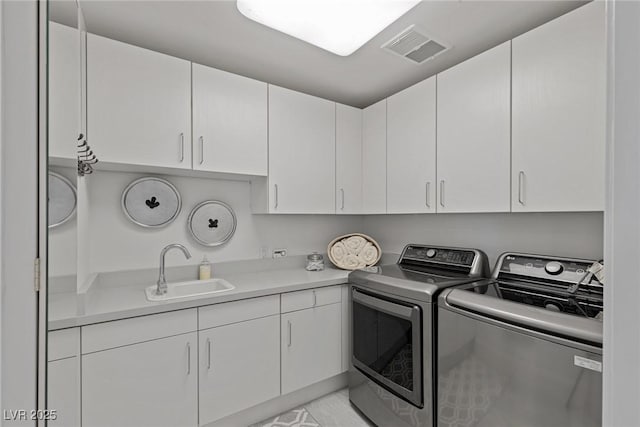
(440, 282, 603, 347)
(121, 177, 181, 228)
(188, 201, 236, 247)
(48, 172, 77, 228)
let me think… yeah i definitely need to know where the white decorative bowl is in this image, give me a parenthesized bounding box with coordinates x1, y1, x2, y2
(327, 233, 381, 270)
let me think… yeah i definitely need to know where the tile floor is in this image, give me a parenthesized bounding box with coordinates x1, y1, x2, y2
(252, 388, 373, 427)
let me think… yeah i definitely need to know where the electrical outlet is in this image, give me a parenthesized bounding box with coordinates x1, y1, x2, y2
(272, 248, 287, 258)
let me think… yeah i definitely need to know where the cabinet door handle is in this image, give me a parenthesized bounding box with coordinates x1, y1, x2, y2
(440, 180, 445, 208)
(426, 182, 431, 208)
(207, 338, 212, 370)
(199, 136, 204, 165)
(312, 290, 317, 307)
(186, 342, 191, 375)
(179, 133, 184, 162)
(518, 171, 525, 205)
(287, 321, 292, 347)
(274, 184, 279, 209)
(340, 188, 345, 211)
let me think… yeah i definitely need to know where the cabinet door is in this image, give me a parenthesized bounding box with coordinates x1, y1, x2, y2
(48, 357, 80, 427)
(362, 100, 387, 214)
(82, 333, 197, 427)
(336, 104, 363, 214)
(281, 303, 342, 394)
(49, 22, 79, 160)
(387, 78, 436, 213)
(199, 315, 280, 425)
(268, 85, 335, 213)
(512, 2, 605, 212)
(192, 64, 267, 175)
(341, 285, 350, 372)
(437, 42, 511, 213)
(87, 34, 191, 169)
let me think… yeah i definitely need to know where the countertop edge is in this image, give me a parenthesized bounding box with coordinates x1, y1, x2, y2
(48, 276, 350, 331)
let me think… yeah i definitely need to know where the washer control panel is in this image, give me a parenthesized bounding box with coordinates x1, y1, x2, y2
(401, 245, 476, 267)
(497, 254, 596, 284)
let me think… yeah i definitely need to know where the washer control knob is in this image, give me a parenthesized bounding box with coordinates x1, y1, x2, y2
(545, 261, 564, 275)
(426, 249, 437, 258)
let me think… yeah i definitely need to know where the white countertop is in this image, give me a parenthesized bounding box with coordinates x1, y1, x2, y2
(48, 266, 351, 330)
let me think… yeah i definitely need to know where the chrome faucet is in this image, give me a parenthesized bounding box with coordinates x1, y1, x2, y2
(157, 244, 192, 295)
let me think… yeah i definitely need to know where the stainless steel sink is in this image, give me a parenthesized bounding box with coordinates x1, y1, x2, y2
(145, 278, 235, 301)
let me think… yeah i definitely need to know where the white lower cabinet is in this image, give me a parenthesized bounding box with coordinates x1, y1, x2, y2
(281, 302, 342, 394)
(48, 328, 80, 427)
(82, 332, 198, 427)
(48, 357, 80, 427)
(198, 315, 280, 425)
(341, 285, 350, 372)
(75, 290, 348, 425)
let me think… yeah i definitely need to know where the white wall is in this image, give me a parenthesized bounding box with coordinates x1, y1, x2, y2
(50, 168, 605, 276)
(48, 167, 77, 277)
(363, 212, 604, 267)
(1, 0, 38, 423)
(53, 169, 362, 275)
(603, 1, 640, 425)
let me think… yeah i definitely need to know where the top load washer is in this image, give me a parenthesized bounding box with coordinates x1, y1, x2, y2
(437, 252, 603, 427)
(348, 244, 489, 427)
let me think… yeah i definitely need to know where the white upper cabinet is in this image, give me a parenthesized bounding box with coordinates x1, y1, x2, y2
(266, 85, 336, 214)
(387, 77, 437, 214)
(512, 2, 605, 212)
(49, 22, 79, 160)
(192, 64, 267, 175)
(336, 104, 363, 214)
(362, 100, 387, 214)
(87, 34, 192, 169)
(437, 42, 511, 213)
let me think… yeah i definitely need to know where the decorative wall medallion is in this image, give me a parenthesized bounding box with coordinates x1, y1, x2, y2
(121, 177, 181, 228)
(188, 201, 237, 247)
(48, 171, 77, 228)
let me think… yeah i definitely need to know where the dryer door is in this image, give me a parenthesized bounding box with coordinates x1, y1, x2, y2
(351, 287, 423, 407)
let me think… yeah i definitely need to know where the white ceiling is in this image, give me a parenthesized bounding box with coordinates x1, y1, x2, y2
(51, 0, 587, 108)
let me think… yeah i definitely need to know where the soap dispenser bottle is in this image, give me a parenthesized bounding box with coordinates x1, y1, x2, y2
(199, 256, 212, 280)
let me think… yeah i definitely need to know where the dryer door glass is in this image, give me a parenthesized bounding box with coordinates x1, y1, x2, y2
(351, 288, 422, 407)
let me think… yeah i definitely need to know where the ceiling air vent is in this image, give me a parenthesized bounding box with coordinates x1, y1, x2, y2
(382, 25, 449, 64)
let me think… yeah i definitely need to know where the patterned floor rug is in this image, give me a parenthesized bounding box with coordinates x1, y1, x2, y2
(251, 407, 321, 427)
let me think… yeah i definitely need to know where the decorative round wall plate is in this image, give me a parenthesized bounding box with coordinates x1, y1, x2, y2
(48, 172, 77, 228)
(327, 233, 381, 270)
(188, 201, 237, 247)
(121, 177, 181, 228)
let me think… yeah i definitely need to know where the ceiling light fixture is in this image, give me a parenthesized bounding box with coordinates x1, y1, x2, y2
(236, 0, 421, 56)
